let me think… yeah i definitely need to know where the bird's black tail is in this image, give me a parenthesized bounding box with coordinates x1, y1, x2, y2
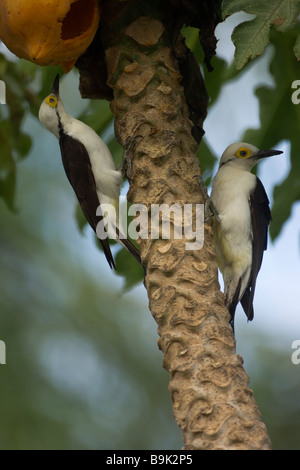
(98, 238, 116, 270)
(226, 277, 243, 333)
(240, 287, 254, 321)
(115, 226, 142, 265)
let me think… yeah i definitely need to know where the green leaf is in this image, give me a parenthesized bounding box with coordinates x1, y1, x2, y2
(0, 55, 38, 208)
(0, 120, 16, 209)
(271, 169, 300, 240)
(204, 54, 239, 104)
(197, 137, 217, 185)
(242, 29, 300, 240)
(75, 202, 88, 233)
(222, 0, 300, 69)
(294, 33, 300, 59)
(15, 132, 32, 159)
(38, 65, 62, 100)
(181, 26, 202, 61)
(78, 99, 113, 134)
(115, 246, 144, 291)
(0, 169, 16, 211)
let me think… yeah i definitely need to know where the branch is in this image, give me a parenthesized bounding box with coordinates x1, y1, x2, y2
(79, 0, 271, 450)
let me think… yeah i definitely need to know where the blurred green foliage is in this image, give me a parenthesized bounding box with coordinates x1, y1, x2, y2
(242, 29, 300, 240)
(0, 120, 182, 449)
(1, 154, 300, 449)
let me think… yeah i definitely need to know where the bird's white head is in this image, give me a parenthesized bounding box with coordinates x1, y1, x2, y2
(219, 142, 282, 171)
(38, 74, 67, 139)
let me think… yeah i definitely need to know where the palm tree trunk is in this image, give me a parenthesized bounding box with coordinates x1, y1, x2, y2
(82, 0, 272, 450)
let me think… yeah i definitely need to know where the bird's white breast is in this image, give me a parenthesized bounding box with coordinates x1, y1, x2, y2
(211, 166, 256, 228)
(211, 165, 256, 277)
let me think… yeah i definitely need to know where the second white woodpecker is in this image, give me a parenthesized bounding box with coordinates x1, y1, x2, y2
(210, 142, 282, 329)
(38, 74, 141, 269)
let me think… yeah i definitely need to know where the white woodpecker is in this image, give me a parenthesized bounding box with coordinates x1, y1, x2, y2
(211, 142, 283, 330)
(38, 74, 141, 269)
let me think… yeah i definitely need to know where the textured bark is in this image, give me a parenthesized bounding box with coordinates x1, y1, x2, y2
(90, 1, 271, 450)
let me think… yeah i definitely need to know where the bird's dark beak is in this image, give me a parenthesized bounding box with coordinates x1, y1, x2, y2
(51, 74, 60, 96)
(255, 149, 283, 159)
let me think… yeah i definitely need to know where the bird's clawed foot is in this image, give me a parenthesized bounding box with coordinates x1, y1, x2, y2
(205, 198, 221, 224)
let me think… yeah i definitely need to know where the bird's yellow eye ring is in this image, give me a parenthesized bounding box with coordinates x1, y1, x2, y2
(236, 147, 251, 159)
(45, 95, 57, 108)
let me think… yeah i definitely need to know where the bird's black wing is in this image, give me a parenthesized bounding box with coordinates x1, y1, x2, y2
(59, 133, 115, 269)
(241, 177, 271, 320)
